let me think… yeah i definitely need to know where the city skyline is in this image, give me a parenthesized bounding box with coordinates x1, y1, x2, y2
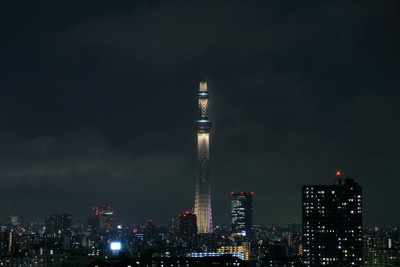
(1, 1, 399, 226)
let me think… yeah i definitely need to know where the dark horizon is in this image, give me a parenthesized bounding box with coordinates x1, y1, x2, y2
(1, 1, 399, 226)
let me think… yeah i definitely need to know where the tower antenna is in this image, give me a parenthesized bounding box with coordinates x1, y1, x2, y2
(201, 58, 206, 82)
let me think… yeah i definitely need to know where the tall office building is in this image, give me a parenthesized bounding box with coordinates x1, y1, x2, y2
(0, 230, 14, 256)
(231, 191, 253, 238)
(194, 79, 213, 233)
(10, 215, 22, 227)
(45, 213, 72, 237)
(178, 211, 198, 244)
(93, 206, 114, 232)
(302, 172, 363, 267)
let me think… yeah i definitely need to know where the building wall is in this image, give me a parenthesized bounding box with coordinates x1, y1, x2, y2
(231, 191, 253, 239)
(302, 178, 363, 266)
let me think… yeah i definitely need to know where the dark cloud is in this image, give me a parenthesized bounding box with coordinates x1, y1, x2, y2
(0, 0, 399, 226)
(0, 129, 193, 223)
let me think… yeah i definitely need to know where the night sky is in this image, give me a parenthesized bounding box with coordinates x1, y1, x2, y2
(1, 1, 399, 227)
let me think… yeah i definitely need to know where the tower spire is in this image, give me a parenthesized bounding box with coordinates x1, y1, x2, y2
(200, 59, 206, 82)
(194, 74, 213, 234)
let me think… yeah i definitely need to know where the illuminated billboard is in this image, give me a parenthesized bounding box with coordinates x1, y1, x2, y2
(110, 241, 121, 251)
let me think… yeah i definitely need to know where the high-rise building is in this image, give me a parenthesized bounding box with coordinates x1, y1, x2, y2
(93, 206, 114, 232)
(0, 230, 15, 256)
(231, 191, 253, 239)
(144, 219, 159, 243)
(302, 172, 363, 267)
(45, 213, 72, 237)
(87, 217, 100, 237)
(194, 79, 213, 233)
(9, 215, 22, 227)
(178, 211, 197, 244)
(364, 226, 400, 266)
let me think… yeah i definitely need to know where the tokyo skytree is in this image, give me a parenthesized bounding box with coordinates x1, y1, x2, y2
(194, 79, 213, 234)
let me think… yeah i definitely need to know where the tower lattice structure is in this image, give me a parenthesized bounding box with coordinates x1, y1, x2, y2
(194, 80, 213, 233)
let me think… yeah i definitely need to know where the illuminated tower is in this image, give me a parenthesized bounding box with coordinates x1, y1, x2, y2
(194, 79, 213, 233)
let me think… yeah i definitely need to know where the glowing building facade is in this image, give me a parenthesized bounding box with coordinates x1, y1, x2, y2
(231, 191, 253, 239)
(44, 213, 72, 237)
(194, 80, 213, 233)
(302, 173, 363, 267)
(93, 206, 114, 232)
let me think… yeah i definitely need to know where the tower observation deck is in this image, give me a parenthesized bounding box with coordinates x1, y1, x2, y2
(194, 80, 213, 234)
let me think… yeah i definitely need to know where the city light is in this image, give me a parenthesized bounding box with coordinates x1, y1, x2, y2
(110, 241, 121, 251)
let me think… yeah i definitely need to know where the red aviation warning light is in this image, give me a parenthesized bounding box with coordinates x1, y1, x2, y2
(336, 171, 341, 177)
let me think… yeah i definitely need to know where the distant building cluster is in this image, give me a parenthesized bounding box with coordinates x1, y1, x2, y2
(0, 180, 400, 266)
